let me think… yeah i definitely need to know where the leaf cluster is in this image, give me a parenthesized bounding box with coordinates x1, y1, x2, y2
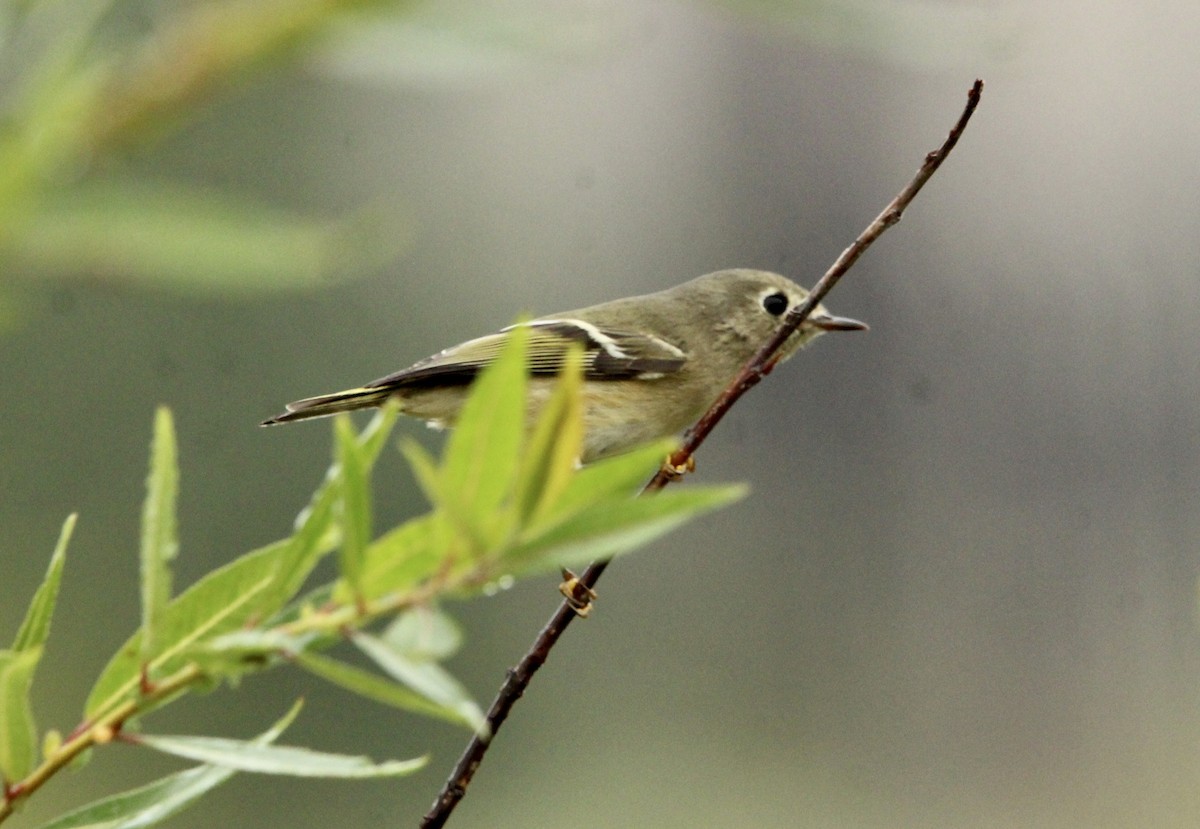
(0, 327, 743, 828)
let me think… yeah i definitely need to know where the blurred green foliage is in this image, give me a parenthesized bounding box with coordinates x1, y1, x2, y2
(0, 0, 413, 301)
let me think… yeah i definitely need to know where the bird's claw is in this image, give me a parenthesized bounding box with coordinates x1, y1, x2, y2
(660, 454, 696, 480)
(559, 568, 597, 617)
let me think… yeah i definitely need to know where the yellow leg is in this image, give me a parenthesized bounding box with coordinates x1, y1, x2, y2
(559, 569, 598, 617)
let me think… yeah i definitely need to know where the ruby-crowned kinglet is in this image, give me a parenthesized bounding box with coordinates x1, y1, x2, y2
(262, 269, 865, 462)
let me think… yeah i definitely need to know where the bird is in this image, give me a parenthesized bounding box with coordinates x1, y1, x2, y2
(261, 269, 866, 463)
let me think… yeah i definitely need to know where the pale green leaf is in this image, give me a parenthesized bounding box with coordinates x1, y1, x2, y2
(13, 513, 74, 651)
(202, 629, 317, 657)
(438, 321, 527, 550)
(398, 439, 442, 510)
(88, 544, 313, 718)
(515, 345, 583, 527)
(0, 647, 41, 783)
(36, 766, 225, 829)
(10, 179, 409, 295)
(141, 407, 179, 660)
(356, 402, 401, 467)
(382, 606, 463, 661)
(33, 702, 303, 829)
(272, 474, 340, 601)
(134, 732, 425, 778)
(192, 630, 321, 676)
(353, 632, 486, 736)
(346, 512, 448, 603)
(294, 650, 474, 728)
(334, 414, 371, 598)
(88, 469, 339, 718)
(506, 485, 748, 577)
(539, 438, 676, 530)
(264, 582, 336, 628)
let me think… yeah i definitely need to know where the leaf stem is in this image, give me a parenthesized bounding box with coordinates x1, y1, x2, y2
(0, 662, 202, 822)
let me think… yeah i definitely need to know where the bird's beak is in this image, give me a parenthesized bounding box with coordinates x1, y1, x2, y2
(810, 313, 869, 332)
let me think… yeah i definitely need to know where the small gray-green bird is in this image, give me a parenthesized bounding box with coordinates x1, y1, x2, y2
(262, 269, 865, 462)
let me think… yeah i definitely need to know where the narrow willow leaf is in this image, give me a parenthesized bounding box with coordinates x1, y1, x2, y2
(345, 512, 447, 603)
(515, 345, 583, 527)
(271, 472, 339, 602)
(134, 732, 426, 778)
(383, 606, 463, 661)
(140, 408, 179, 659)
(0, 647, 41, 783)
(334, 415, 370, 598)
(85, 572, 272, 719)
(35, 765, 226, 829)
(353, 632, 487, 736)
(438, 322, 528, 549)
(505, 485, 748, 577)
(264, 582, 335, 628)
(34, 701, 303, 829)
(398, 439, 442, 509)
(202, 630, 316, 656)
(14, 178, 409, 295)
(88, 478, 339, 718)
(357, 401, 400, 467)
(294, 650, 473, 728)
(192, 630, 321, 676)
(537, 438, 677, 531)
(291, 403, 396, 531)
(13, 513, 75, 651)
(89, 545, 296, 711)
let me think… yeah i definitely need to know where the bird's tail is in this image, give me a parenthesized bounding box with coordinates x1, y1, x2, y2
(260, 386, 397, 426)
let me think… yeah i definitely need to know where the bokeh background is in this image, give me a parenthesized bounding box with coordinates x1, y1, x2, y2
(4, 1, 1199, 827)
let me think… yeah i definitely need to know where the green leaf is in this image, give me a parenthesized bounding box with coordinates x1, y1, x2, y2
(437, 321, 528, 550)
(539, 438, 676, 530)
(515, 345, 583, 527)
(202, 629, 317, 657)
(356, 402, 401, 468)
(9, 179, 409, 295)
(271, 474, 341, 603)
(506, 485, 749, 577)
(87, 535, 326, 719)
(34, 701, 303, 829)
(140, 407, 179, 660)
(294, 650, 473, 728)
(353, 632, 487, 736)
(288, 403, 396, 544)
(264, 582, 336, 629)
(192, 630, 321, 676)
(0, 647, 41, 783)
(134, 732, 426, 778)
(347, 512, 448, 603)
(334, 415, 371, 599)
(87, 456, 344, 719)
(382, 606, 463, 661)
(13, 513, 74, 651)
(398, 439, 442, 511)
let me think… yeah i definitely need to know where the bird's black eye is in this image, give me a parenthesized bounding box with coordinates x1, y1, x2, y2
(762, 292, 789, 316)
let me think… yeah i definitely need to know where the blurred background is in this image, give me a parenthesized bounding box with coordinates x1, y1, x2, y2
(3, 1, 1199, 827)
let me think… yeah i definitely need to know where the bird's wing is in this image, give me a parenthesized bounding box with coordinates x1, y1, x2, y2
(365, 319, 688, 390)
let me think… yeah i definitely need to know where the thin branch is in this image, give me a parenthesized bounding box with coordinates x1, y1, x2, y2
(420, 79, 984, 828)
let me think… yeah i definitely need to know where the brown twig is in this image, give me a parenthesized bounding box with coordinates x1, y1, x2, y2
(420, 79, 984, 829)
